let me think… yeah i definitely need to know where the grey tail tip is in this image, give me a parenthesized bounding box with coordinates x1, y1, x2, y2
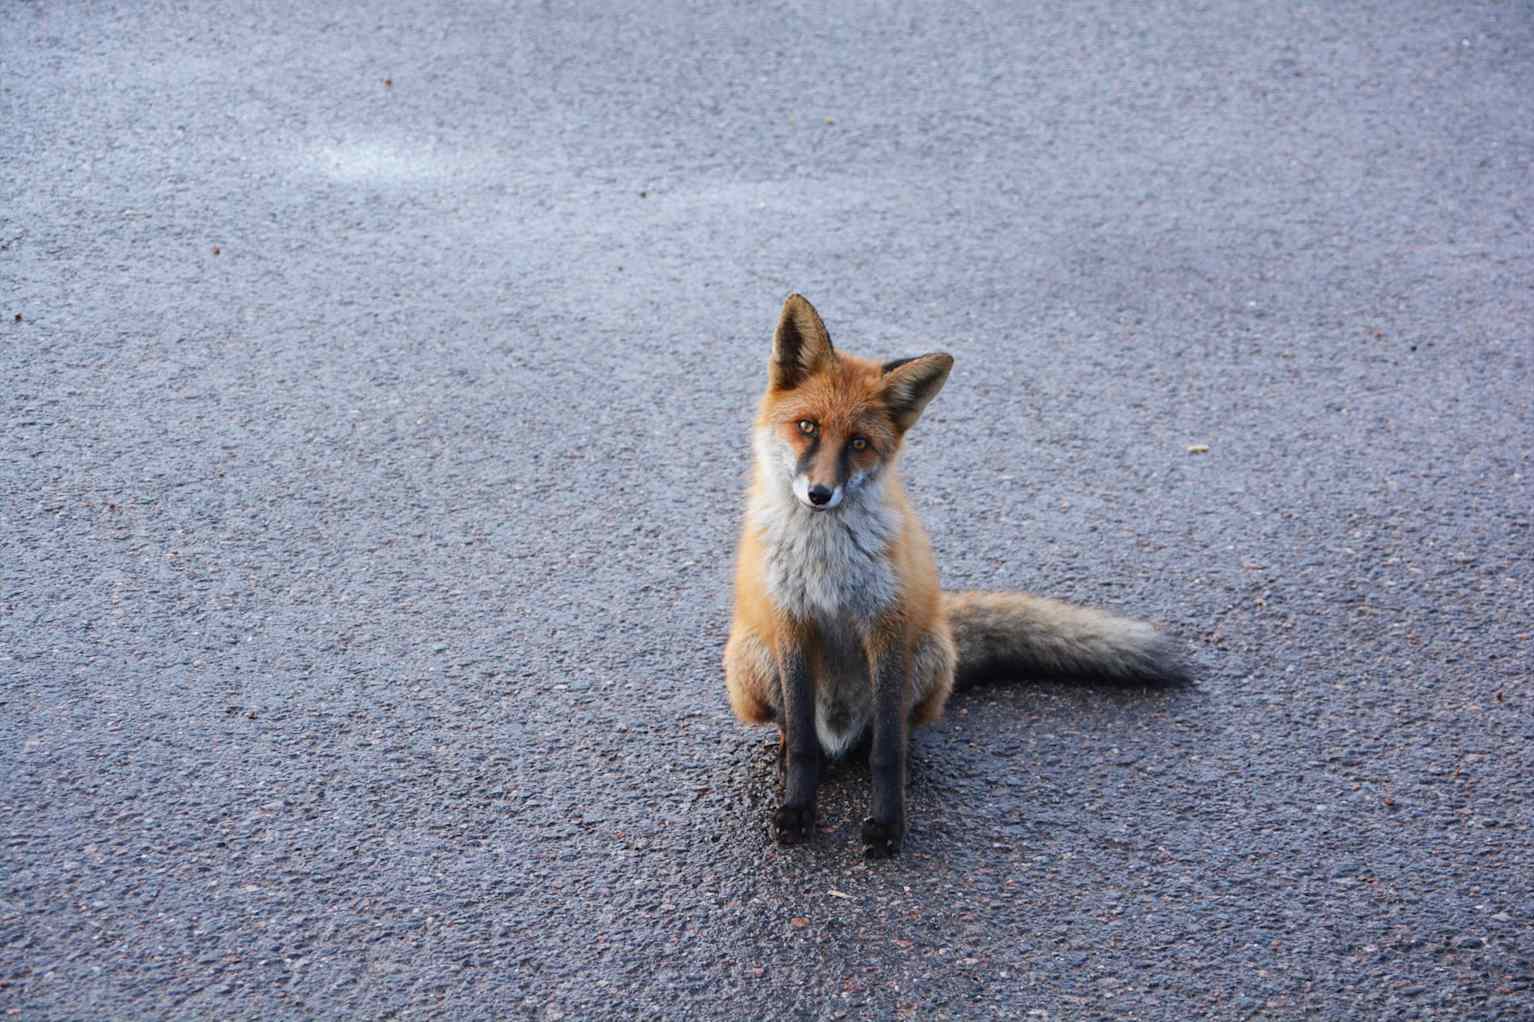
(1083, 630, 1194, 689)
(1132, 635, 1195, 687)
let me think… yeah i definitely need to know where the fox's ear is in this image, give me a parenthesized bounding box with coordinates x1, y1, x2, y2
(882, 353, 954, 431)
(770, 293, 835, 390)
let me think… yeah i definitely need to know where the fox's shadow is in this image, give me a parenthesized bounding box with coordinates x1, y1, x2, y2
(739, 672, 1198, 852)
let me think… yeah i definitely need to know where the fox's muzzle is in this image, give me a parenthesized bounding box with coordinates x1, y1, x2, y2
(792, 436, 849, 510)
(793, 475, 844, 511)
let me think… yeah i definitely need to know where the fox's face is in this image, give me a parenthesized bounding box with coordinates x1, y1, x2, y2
(765, 393, 894, 512)
(756, 294, 953, 513)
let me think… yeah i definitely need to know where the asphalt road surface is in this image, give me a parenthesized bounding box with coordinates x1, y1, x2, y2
(4, 1, 1532, 1019)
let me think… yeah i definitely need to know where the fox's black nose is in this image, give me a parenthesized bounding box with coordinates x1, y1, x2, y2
(807, 485, 834, 506)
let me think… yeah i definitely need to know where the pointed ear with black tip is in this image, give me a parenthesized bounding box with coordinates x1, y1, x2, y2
(882, 352, 954, 431)
(769, 293, 835, 390)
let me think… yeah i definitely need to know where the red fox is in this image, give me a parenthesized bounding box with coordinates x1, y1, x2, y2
(724, 294, 1188, 858)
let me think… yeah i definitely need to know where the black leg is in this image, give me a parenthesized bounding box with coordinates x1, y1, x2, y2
(862, 648, 908, 859)
(773, 646, 819, 846)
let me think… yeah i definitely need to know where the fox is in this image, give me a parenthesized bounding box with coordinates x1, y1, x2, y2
(723, 293, 1188, 858)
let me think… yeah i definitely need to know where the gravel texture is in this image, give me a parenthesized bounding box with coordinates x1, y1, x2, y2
(3, 1, 1532, 1018)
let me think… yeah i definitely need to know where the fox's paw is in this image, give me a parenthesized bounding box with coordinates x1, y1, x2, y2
(772, 804, 815, 846)
(860, 816, 903, 859)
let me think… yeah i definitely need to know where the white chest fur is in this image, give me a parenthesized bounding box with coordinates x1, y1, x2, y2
(749, 430, 899, 625)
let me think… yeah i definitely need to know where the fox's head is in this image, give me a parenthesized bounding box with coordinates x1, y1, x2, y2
(755, 293, 953, 513)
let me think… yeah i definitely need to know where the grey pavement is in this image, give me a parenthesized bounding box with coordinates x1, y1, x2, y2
(3, 1, 1532, 1018)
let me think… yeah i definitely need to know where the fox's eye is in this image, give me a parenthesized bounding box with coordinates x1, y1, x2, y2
(797, 420, 816, 435)
(850, 437, 868, 451)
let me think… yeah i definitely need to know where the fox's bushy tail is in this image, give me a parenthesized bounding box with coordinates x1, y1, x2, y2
(942, 591, 1189, 689)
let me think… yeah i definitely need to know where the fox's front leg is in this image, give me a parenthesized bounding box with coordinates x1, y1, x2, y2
(862, 639, 910, 859)
(773, 644, 820, 845)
